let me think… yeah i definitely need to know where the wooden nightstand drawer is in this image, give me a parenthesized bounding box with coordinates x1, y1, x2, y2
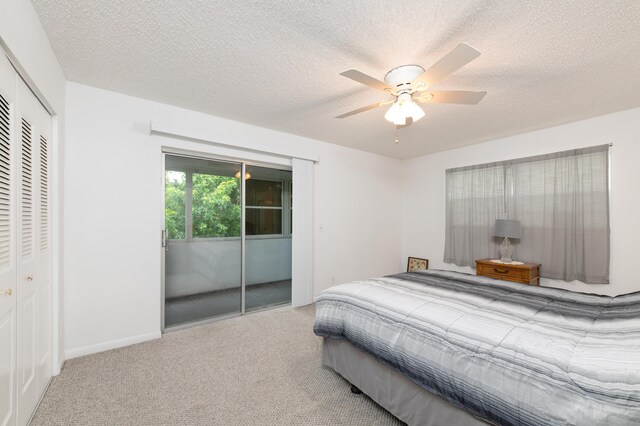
(475, 259, 541, 285)
(477, 263, 526, 280)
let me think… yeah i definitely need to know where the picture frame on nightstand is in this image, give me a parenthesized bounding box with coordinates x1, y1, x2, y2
(407, 257, 429, 272)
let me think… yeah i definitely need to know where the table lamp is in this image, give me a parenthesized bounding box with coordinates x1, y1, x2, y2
(494, 219, 521, 262)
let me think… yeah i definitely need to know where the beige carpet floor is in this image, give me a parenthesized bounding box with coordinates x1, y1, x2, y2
(32, 305, 403, 425)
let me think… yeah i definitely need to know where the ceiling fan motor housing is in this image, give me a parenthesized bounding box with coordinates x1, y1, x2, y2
(384, 64, 425, 94)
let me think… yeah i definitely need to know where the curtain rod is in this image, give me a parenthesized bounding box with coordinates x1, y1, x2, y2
(447, 143, 611, 174)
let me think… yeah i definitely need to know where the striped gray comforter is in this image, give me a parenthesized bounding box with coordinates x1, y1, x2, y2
(313, 270, 640, 426)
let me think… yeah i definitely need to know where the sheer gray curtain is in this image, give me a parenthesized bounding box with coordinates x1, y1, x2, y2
(444, 163, 505, 267)
(444, 145, 610, 283)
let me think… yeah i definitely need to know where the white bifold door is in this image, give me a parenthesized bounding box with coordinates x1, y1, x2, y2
(0, 51, 53, 426)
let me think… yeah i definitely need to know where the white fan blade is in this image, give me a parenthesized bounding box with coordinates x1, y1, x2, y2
(396, 117, 414, 129)
(340, 69, 394, 92)
(335, 100, 393, 119)
(415, 91, 486, 105)
(414, 43, 481, 88)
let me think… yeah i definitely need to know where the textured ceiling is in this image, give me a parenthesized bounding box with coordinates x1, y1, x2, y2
(32, 0, 640, 159)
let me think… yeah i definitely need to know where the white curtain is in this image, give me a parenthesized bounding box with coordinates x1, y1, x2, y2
(445, 145, 610, 283)
(291, 158, 314, 307)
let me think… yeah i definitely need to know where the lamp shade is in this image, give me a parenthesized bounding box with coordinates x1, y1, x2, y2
(494, 219, 521, 239)
(384, 93, 425, 125)
(405, 100, 425, 122)
(384, 102, 406, 125)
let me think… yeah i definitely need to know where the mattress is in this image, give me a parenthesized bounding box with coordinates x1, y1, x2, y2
(313, 269, 640, 426)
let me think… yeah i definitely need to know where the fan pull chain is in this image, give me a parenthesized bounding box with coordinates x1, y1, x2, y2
(394, 127, 399, 144)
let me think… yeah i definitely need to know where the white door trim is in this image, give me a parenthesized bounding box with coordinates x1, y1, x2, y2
(151, 121, 319, 163)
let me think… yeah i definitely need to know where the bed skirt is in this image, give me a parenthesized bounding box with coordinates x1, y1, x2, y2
(322, 338, 489, 426)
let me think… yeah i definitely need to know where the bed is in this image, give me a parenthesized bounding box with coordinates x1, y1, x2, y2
(313, 269, 640, 426)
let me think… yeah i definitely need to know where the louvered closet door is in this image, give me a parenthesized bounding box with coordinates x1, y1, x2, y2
(0, 53, 18, 426)
(15, 78, 39, 426)
(35, 104, 52, 398)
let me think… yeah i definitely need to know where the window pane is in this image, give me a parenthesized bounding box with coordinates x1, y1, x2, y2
(165, 171, 186, 239)
(246, 180, 282, 207)
(246, 208, 282, 235)
(192, 173, 241, 238)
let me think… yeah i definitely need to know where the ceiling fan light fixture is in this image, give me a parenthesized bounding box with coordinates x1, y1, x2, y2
(406, 100, 425, 122)
(384, 93, 425, 125)
(384, 102, 406, 125)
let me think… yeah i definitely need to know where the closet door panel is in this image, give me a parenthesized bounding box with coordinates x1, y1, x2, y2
(0, 312, 16, 426)
(15, 79, 39, 426)
(36, 105, 51, 395)
(0, 53, 17, 426)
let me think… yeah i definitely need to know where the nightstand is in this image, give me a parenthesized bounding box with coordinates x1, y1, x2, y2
(475, 259, 541, 286)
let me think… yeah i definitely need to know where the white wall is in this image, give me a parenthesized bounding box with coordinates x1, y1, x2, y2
(64, 82, 403, 358)
(313, 140, 403, 291)
(402, 107, 640, 296)
(0, 0, 66, 372)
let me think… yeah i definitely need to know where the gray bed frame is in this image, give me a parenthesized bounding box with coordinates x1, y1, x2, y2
(322, 338, 490, 426)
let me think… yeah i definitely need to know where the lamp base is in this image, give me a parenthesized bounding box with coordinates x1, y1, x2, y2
(499, 237, 514, 262)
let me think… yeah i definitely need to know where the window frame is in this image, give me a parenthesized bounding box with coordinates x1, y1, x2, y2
(245, 177, 292, 238)
(165, 168, 292, 241)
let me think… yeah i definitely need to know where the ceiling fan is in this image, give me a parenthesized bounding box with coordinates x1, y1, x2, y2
(335, 43, 486, 127)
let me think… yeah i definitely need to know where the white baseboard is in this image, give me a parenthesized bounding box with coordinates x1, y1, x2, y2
(54, 357, 64, 375)
(65, 331, 161, 360)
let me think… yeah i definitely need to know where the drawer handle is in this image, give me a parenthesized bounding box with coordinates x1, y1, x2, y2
(493, 268, 510, 274)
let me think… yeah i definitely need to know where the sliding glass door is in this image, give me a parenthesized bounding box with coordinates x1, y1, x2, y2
(164, 155, 242, 328)
(162, 153, 292, 329)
